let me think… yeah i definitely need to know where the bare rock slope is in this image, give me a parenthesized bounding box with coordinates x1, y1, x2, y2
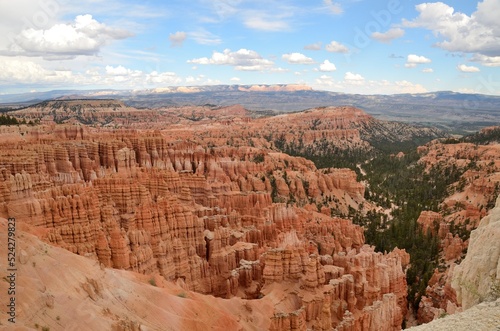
(408, 195, 500, 331)
(452, 195, 500, 309)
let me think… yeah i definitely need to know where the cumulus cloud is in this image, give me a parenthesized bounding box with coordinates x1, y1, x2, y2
(100, 65, 180, 85)
(184, 74, 220, 85)
(105, 65, 144, 80)
(188, 49, 273, 71)
(315, 75, 341, 88)
(325, 41, 349, 53)
(422, 68, 434, 73)
(319, 60, 337, 72)
(457, 64, 480, 73)
(393, 80, 428, 94)
(371, 28, 405, 43)
(344, 72, 365, 84)
(313, 72, 428, 94)
(471, 54, 500, 67)
(14, 14, 132, 59)
(169, 31, 187, 47)
(403, 0, 500, 56)
(282, 53, 315, 64)
(405, 54, 431, 68)
(304, 42, 322, 51)
(145, 71, 181, 84)
(0, 57, 69, 84)
(0, 57, 181, 88)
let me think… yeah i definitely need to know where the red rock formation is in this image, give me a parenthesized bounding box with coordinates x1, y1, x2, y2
(417, 211, 442, 236)
(0, 104, 417, 330)
(260, 241, 408, 330)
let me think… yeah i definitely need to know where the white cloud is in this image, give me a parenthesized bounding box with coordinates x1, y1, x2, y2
(269, 67, 289, 72)
(315, 75, 340, 88)
(304, 42, 322, 51)
(407, 54, 431, 64)
(13, 15, 132, 59)
(103, 65, 179, 85)
(282, 53, 315, 64)
(405, 54, 431, 68)
(188, 29, 222, 45)
(0, 57, 69, 84)
(207, 0, 239, 20)
(312, 72, 428, 94)
(457, 64, 480, 73)
(471, 54, 500, 67)
(244, 18, 289, 31)
(184, 74, 220, 85)
(0, 57, 182, 88)
(106, 65, 139, 76)
(146, 71, 180, 84)
(169, 31, 187, 47)
(323, 0, 343, 15)
(325, 41, 349, 53)
(403, 1, 500, 56)
(230, 77, 241, 82)
(243, 11, 290, 31)
(319, 60, 337, 72)
(393, 80, 427, 94)
(203, 0, 294, 32)
(371, 28, 405, 43)
(188, 49, 273, 71)
(422, 68, 434, 73)
(344, 72, 365, 84)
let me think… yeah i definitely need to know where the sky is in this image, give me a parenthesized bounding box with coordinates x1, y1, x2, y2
(0, 0, 499, 95)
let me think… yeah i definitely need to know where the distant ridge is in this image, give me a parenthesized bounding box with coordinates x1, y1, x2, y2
(1, 85, 499, 132)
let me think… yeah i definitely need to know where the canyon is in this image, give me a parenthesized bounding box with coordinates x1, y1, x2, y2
(0, 100, 499, 330)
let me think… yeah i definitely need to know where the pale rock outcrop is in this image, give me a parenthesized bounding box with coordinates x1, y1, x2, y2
(452, 195, 500, 309)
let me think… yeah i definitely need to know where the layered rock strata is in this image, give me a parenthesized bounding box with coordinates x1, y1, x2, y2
(0, 106, 414, 330)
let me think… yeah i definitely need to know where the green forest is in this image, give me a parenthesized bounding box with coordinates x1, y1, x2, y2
(0, 114, 36, 126)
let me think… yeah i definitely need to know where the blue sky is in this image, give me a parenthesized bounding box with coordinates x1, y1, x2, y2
(0, 0, 499, 95)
